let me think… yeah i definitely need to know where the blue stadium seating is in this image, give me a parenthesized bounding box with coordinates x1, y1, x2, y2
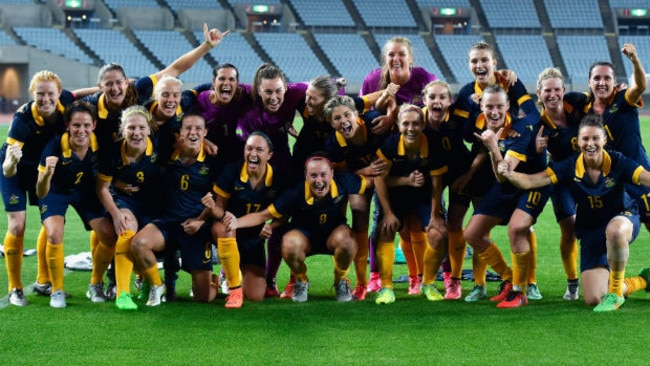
(495, 35, 553, 84)
(544, 0, 603, 29)
(289, 0, 355, 27)
(415, 0, 471, 7)
(14, 27, 94, 64)
(0, 0, 34, 3)
(374, 34, 444, 80)
(0, 30, 16, 45)
(608, 0, 650, 8)
(313, 33, 378, 83)
(618, 36, 650, 80)
(351, 0, 417, 28)
(192, 31, 263, 84)
(434, 34, 483, 82)
(164, 0, 220, 13)
(254, 32, 328, 83)
(103, 0, 159, 12)
(479, 0, 540, 28)
(227, 0, 279, 5)
(74, 29, 157, 79)
(134, 30, 213, 84)
(556, 35, 610, 82)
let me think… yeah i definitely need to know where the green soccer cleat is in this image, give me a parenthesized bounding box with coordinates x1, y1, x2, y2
(526, 283, 543, 300)
(593, 293, 625, 312)
(465, 284, 487, 302)
(116, 291, 138, 311)
(422, 284, 443, 301)
(375, 288, 395, 304)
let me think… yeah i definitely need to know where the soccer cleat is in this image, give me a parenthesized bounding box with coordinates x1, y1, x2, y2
(639, 268, 650, 291)
(366, 272, 381, 293)
(334, 279, 353, 302)
(219, 273, 229, 295)
(351, 285, 367, 301)
(464, 284, 487, 302)
(8, 288, 29, 306)
(137, 279, 151, 301)
(115, 291, 138, 311)
(422, 284, 444, 301)
(280, 278, 296, 299)
(265, 285, 280, 298)
(375, 287, 395, 304)
(593, 293, 625, 312)
(105, 283, 117, 301)
(225, 287, 243, 308)
(490, 281, 512, 302)
(50, 290, 66, 308)
(33, 281, 52, 296)
(146, 284, 166, 307)
(526, 283, 543, 300)
(443, 272, 452, 289)
(292, 280, 309, 303)
(496, 291, 528, 308)
(408, 275, 422, 295)
(444, 279, 462, 300)
(564, 279, 579, 300)
(86, 283, 107, 303)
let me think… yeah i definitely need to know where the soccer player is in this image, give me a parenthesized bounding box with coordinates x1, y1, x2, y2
(130, 113, 221, 306)
(498, 114, 650, 312)
(95, 105, 163, 310)
(534, 68, 585, 300)
(36, 101, 116, 308)
(323, 95, 390, 300)
(223, 154, 369, 303)
(373, 104, 448, 305)
(202, 132, 288, 306)
(466, 84, 550, 308)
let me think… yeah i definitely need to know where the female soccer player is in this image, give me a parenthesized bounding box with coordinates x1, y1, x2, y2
(36, 101, 116, 308)
(498, 114, 650, 312)
(223, 154, 369, 303)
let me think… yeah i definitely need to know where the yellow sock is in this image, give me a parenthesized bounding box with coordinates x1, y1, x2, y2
(422, 244, 446, 285)
(479, 244, 512, 282)
(46, 242, 64, 292)
(472, 251, 487, 287)
(217, 237, 241, 288)
(410, 230, 426, 276)
(377, 241, 395, 289)
(609, 269, 625, 297)
(448, 230, 466, 279)
(114, 230, 135, 295)
(4, 231, 24, 291)
(560, 238, 578, 281)
(143, 263, 162, 286)
(36, 226, 49, 284)
(512, 251, 531, 291)
(527, 231, 537, 284)
(624, 276, 648, 296)
(334, 257, 350, 283)
(89, 230, 99, 254)
(353, 231, 369, 287)
(400, 238, 417, 277)
(295, 272, 308, 283)
(90, 240, 115, 285)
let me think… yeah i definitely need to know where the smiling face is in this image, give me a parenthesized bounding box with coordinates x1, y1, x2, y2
(259, 77, 285, 113)
(122, 114, 150, 151)
(468, 48, 496, 86)
(99, 69, 128, 109)
(179, 115, 207, 153)
(384, 41, 413, 82)
(244, 134, 273, 175)
(588, 65, 615, 101)
(154, 80, 181, 120)
(212, 67, 238, 105)
(537, 77, 565, 112)
(328, 105, 359, 139)
(305, 158, 333, 200)
(305, 84, 327, 117)
(578, 125, 606, 162)
(33, 81, 61, 118)
(423, 83, 452, 125)
(480, 91, 509, 131)
(398, 110, 424, 148)
(67, 111, 95, 150)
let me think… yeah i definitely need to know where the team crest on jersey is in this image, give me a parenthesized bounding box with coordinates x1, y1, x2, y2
(150, 153, 158, 163)
(9, 194, 19, 205)
(498, 141, 506, 152)
(198, 165, 209, 175)
(40, 204, 48, 214)
(605, 177, 615, 188)
(609, 104, 619, 113)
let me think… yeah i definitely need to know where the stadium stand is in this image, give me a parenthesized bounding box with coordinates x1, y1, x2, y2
(618, 35, 650, 80)
(74, 29, 157, 79)
(227, 0, 279, 5)
(479, 0, 540, 29)
(543, 0, 603, 29)
(102, 0, 160, 12)
(13, 27, 94, 64)
(0, 0, 34, 3)
(192, 30, 263, 84)
(288, 0, 355, 27)
(351, 0, 418, 28)
(608, 0, 650, 7)
(434, 34, 483, 82)
(313, 33, 378, 83)
(164, 0, 221, 14)
(556, 35, 610, 83)
(254, 32, 328, 82)
(415, 0, 471, 7)
(495, 35, 553, 84)
(0, 30, 16, 46)
(374, 33, 444, 80)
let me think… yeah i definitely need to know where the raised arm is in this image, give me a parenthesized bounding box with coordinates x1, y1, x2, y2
(36, 156, 58, 198)
(621, 43, 647, 104)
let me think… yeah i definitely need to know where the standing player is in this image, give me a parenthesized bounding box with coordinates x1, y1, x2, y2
(498, 115, 650, 312)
